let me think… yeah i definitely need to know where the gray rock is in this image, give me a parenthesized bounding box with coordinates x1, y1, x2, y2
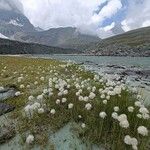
(0, 103, 15, 116)
(0, 87, 17, 101)
(0, 125, 16, 144)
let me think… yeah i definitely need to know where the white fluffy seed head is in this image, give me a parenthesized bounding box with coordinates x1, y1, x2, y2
(119, 120, 129, 128)
(20, 84, 25, 89)
(139, 107, 149, 114)
(135, 101, 142, 107)
(137, 114, 142, 118)
(111, 112, 118, 119)
(56, 99, 60, 104)
(89, 92, 96, 99)
(137, 126, 148, 136)
(38, 108, 44, 114)
(102, 100, 107, 104)
(62, 98, 67, 103)
(68, 103, 74, 109)
(99, 112, 107, 119)
(85, 103, 92, 110)
(28, 95, 34, 101)
(26, 134, 34, 144)
(124, 135, 131, 145)
(81, 123, 86, 128)
(114, 106, 119, 112)
(50, 109, 56, 114)
(15, 91, 21, 96)
(100, 94, 105, 99)
(128, 106, 134, 112)
(118, 114, 127, 122)
(78, 115, 82, 119)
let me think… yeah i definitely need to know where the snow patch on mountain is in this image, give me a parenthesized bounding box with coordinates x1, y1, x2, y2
(8, 19, 23, 27)
(0, 33, 9, 39)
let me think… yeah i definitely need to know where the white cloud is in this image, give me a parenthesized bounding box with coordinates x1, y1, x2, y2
(121, 0, 150, 31)
(0, 0, 23, 12)
(97, 22, 115, 38)
(103, 22, 115, 31)
(91, 0, 122, 24)
(142, 20, 150, 27)
(20, 0, 102, 29)
(19, 0, 122, 38)
(121, 20, 130, 32)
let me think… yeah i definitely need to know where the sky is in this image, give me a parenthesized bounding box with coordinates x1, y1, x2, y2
(0, 0, 150, 38)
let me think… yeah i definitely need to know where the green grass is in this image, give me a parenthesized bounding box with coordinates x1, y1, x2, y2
(0, 56, 149, 150)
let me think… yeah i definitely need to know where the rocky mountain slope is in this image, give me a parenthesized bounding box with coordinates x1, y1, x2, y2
(0, 9, 35, 37)
(87, 26, 150, 56)
(13, 27, 100, 50)
(0, 4, 100, 51)
(0, 38, 80, 54)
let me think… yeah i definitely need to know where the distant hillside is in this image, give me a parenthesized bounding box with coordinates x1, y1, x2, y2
(0, 38, 80, 54)
(13, 27, 100, 50)
(87, 26, 150, 56)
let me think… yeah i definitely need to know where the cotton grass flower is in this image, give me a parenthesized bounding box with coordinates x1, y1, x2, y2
(100, 94, 105, 99)
(99, 112, 107, 119)
(106, 95, 110, 100)
(137, 114, 142, 119)
(18, 77, 23, 83)
(15, 91, 21, 96)
(128, 106, 134, 112)
(37, 94, 43, 101)
(139, 107, 149, 114)
(85, 103, 92, 110)
(111, 112, 118, 119)
(78, 115, 82, 119)
(34, 81, 38, 85)
(38, 108, 44, 114)
(26, 134, 34, 144)
(20, 84, 25, 89)
(118, 114, 127, 122)
(62, 98, 67, 103)
(81, 123, 86, 128)
(68, 103, 74, 109)
(28, 95, 34, 101)
(40, 77, 45, 81)
(119, 120, 129, 128)
(43, 89, 48, 94)
(56, 99, 60, 104)
(78, 96, 83, 101)
(124, 135, 131, 145)
(24, 105, 31, 117)
(137, 126, 148, 136)
(63, 90, 68, 95)
(124, 135, 138, 150)
(0, 86, 4, 90)
(89, 92, 96, 99)
(117, 114, 129, 128)
(142, 113, 150, 119)
(114, 106, 119, 112)
(26, 85, 30, 88)
(135, 101, 142, 107)
(102, 100, 107, 104)
(50, 109, 56, 114)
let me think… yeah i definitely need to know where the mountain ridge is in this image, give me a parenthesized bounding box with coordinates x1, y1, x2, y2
(86, 26, 150, 57)
(0, 38, 81, 54)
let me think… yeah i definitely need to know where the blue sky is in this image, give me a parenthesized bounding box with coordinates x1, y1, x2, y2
(101, 0, 128, 27)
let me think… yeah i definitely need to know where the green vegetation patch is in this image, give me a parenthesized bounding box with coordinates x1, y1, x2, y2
(0, 56, 149, 150)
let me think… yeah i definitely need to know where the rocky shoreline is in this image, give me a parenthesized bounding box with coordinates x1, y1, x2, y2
(86, 43, 150, 57)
